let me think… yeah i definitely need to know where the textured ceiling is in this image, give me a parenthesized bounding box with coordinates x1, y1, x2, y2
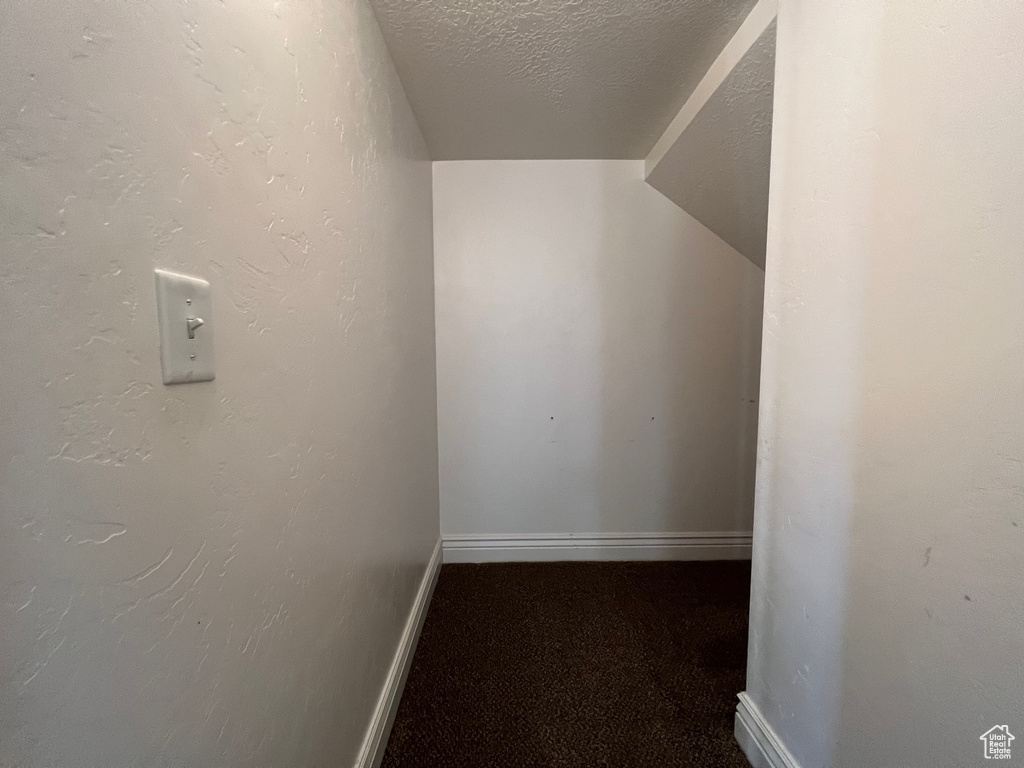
(646, 20, 775, 268)
(369, 0, 760, 159)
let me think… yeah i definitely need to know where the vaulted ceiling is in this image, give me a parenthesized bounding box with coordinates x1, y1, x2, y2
(368, 0, 759, 159)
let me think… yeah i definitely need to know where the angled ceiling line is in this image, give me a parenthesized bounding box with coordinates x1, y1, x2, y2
(369, 0, 761, 159)
(645, 0, 778, 176)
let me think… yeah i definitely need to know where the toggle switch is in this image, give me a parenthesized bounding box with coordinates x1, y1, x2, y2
(154, 269, 215, 384)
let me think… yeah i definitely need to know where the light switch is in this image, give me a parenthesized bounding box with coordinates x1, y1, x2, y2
(154, 269, 215, 385)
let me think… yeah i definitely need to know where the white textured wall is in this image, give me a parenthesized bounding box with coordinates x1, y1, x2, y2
(0, 1, 438, 766)
(434, 160, 763, 538)
(747, 1, 1024, 766)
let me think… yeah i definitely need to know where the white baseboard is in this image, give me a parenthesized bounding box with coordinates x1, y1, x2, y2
(354, 538, 442, 768)
(441, 532, 752, 563)
(735, 692, 802, 768)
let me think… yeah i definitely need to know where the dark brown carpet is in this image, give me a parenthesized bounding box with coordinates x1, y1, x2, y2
(381, 560, 752, 768)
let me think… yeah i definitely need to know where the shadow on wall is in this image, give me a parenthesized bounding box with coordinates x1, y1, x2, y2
(433, 160, 764, 540)
(594, 163, 764, 536)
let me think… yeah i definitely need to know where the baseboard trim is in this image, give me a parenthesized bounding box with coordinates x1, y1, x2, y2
(735, 692, 802, 768)
(355, 538, 442, 768)
(441, 532, 752, 563)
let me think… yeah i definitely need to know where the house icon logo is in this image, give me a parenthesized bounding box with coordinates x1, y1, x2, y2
(980, 725, 1014, 759)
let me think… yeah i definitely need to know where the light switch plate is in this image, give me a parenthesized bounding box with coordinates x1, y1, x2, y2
(154, 269, 215, 385)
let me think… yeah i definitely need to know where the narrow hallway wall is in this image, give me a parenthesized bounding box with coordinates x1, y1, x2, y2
(0, 1, 438, 765)
(434, 161, 763, 557)
(744, 1, 1024, 766)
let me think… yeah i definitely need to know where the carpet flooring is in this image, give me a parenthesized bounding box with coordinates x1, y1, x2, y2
(381, 560, 752, 768)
